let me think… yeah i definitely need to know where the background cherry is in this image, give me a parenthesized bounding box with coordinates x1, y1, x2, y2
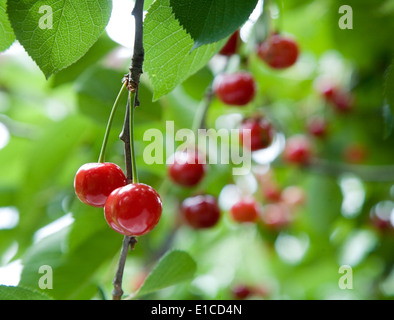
(231, 285, 252, 300)
(282, 135, 313, 165)
(181, 195, 221, 229)
(219, 30, 240, 56)
(343, 143, 367, 164)
(257, 34, 299, 69)
(230, 198, 260, 223)
(239, 117, 274, 151)
(281, 186, 306, 207)
(307, 116, 328, 138)
(214, 71, 256, 106)
(104, 183, 162, 236)
(168, 150, 205, 187)
(331, 90, 354, 113)
(260, 203, 292, 230)
(74, 162, 127, 208)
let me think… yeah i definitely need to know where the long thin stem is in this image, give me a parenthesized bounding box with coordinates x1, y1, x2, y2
(111, 0, 145, 301)
(120, 91, 134, 182)
(98, 81, 127, 163)
(129, 91, 139, 184)
(191, 86, 214, 134)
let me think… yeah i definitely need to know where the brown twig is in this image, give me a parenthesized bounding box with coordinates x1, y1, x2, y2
(112, 236, 138, 300)
(112, 0, 145, 301)
(304, 158, 394, 182)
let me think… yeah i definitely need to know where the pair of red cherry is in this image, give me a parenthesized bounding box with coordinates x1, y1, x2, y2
(214, 33, 299, 107)
(167, 151, 220, 229)
(74, 162, 162, 236)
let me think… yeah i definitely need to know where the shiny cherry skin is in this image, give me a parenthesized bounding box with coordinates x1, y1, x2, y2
(168, 150, 205, 187)
(219, 30, 240, 56)
(181, 195, 221, 229)
(230, 198, 260, 223)
(104, 183, 162, 236)
(283, 135, 313, 165)
(214, 72, 256, 106)
(257, 34, 299, 69)
(240, 117, 274, 151)
(74, 162, 127, 208)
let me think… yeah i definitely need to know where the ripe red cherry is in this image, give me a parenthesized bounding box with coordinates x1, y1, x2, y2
(316, 79, 337, 100)
(261, 203, 292, 230)
(307, 116, 328, 138)
(219, 30, 240, 56)
(230, 198, 260, 223)
(214, 72, 256, 106)
(181, 195, 221, 229)
(74, 162, 127, 208)
(281, 186, 306, 207)
(104, 183, 162, 236)
(282, 135, 313, 165)
(257, 34, 299, 69)
(231, 285, 252, 300)
(239, 117, 274, 151)
(331, 90, 354, 113)
(168, 150, 205, 187)
(262, 184, 282, 202)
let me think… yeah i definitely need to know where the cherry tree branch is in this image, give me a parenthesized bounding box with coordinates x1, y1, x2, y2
(304, 158, 394, 182)
(112, 0, 145, 301)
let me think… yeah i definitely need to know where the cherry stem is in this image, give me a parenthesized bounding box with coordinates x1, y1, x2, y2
(191, 58, 231, 135)
(129, 90, 139, 184)
(111, 0, 144, 301)
(98, 81, 127, 163)
(191, 86, 214, 134)
(111, 236, 138, 300)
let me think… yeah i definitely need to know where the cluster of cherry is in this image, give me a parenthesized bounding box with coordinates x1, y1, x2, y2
(72, 29, 357, 243)
(165, 31, 310, 232)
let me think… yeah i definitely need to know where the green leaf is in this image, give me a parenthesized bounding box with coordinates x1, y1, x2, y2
(50, 33, 118, 87)
(135, 250, 197, 297)
(7, 0, 112, 78)
(384, 62, 394, 139)
(0, 0, 15, 51)
(169, 0, 258, 49)
(144, 0, 226, 100)
(0, 285, 52, 300)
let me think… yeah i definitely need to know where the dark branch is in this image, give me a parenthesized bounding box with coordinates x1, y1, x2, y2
(112, 0, 145, 301)
(128, 0, 145, 106)
(112, 236, 138, 300)
(304, 158, 394, 182)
